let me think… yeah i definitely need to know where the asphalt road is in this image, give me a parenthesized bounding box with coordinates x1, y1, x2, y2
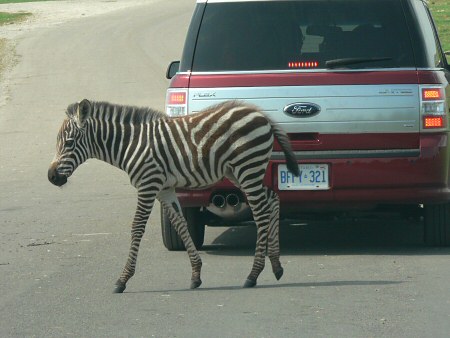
(1, 1, 450, 337)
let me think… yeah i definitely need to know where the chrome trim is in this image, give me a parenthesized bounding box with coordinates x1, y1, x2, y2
(188, 68, 418, 76)
(416, 67, 448, 71)
(173, 71, 191, 76)
(188, 83, 420, 134)
(178, 66, 444, 77)
(271, 149, 420, 160)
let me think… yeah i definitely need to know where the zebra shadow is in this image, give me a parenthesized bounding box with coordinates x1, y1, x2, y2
(203, 216, 450, 256)
(126, 280, 403, 293)
(196, 279, 404, 291)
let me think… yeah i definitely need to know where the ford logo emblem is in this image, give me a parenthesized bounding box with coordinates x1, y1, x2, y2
(283, 102, 321, 118)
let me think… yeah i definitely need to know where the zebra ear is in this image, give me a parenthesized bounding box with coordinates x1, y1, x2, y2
(76, 99, 92, 128)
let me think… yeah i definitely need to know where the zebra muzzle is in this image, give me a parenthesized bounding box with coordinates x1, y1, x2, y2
(48, 163, 68, 187)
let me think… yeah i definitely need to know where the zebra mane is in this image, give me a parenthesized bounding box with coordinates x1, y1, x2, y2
(66, 100, 167, 124)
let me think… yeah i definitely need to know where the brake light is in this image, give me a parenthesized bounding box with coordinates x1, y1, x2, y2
(424, 116, 444, 129)
(166, 90, 187, 116)
(422, 88, 444, 101)
(288, 61, 319, 68)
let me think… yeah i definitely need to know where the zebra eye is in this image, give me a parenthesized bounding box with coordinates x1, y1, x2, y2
(65, 139, 75, 149)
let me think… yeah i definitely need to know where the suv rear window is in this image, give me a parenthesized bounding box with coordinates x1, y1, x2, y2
(192, 0, 416, 72)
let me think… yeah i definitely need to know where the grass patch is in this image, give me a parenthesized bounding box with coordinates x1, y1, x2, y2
(0, 11, 32, 26)
(429, 0, 450, 53)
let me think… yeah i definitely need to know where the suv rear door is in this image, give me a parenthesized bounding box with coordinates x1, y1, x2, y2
(182, 0, 422, 154)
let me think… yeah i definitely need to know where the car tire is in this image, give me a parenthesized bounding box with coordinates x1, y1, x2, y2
(424, 203, 450, 246)
(161, 207, 205, 251)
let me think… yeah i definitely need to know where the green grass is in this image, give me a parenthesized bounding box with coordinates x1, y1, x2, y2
(0, 0, 58, 25)
(429, 0, 450, 53)
(0, 11, 31, 25)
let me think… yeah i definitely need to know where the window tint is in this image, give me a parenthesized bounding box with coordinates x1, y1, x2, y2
(192, 0, 415, 71)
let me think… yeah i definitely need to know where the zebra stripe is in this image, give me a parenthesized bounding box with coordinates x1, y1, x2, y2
(48, 99, 299, 292)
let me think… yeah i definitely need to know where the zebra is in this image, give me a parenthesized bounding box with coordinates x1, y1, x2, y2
(48, 99, 299, 293)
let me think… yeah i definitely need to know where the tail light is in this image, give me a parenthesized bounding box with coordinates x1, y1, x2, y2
(166, 89, 187, 116)
(424, 116, 444, 129)
(422, 88, 444, 101)
(420, 86, 447, 131)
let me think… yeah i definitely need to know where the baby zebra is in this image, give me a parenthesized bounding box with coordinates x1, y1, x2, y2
(48, 99, 299, 293)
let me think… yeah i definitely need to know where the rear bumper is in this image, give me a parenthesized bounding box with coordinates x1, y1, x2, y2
(176, 133, 450, 211)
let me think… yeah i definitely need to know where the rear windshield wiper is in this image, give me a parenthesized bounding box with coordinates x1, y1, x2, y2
(325, 57, 392, 69)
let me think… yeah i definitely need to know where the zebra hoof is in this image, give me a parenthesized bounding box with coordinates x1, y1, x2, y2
(113, 282, 126, 294)
(274, 267, 284, 281)
(243, 279, 257, 288)
(190, 279, 202, 289)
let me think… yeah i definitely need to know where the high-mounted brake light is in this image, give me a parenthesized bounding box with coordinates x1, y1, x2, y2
(422, 88, 444, 101)
(424, 116, 444, 129)
(288, 61, 319, 68)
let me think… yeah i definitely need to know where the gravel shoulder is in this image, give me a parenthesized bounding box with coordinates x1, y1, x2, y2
(0, 0, 152, 105)
(0, 0, 151, 40)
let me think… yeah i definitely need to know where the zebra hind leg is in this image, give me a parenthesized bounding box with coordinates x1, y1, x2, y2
(242, 185, 273, 288)
(266, 188, 284, 281)
(159, 189, 203, 289)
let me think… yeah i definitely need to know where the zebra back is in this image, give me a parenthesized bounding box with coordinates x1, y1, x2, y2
(186, 100, 299, 177)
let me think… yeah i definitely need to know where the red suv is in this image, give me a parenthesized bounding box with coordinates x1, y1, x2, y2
(163, 0, 450, 250)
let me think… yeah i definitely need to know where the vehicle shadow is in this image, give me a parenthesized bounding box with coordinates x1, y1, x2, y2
(203, 215, 450, 256)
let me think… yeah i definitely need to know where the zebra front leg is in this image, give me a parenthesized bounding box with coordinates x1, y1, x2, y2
(158, 188, 203, 289)
(266, 189, 284, 281)
(114, 191, 155, 293)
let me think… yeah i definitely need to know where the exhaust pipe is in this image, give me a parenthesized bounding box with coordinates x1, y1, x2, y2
(208, 192, 250, 220)
(212, 194, 226, 208)
(226, 193, 240, 207)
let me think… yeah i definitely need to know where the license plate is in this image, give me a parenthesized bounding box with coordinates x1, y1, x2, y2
(278, 164, 330, 190)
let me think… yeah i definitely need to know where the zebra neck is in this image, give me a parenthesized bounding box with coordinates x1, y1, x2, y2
(89, 118, 151, 178)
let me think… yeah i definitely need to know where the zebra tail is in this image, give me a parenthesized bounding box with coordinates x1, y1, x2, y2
(270, 123, 300, 177)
